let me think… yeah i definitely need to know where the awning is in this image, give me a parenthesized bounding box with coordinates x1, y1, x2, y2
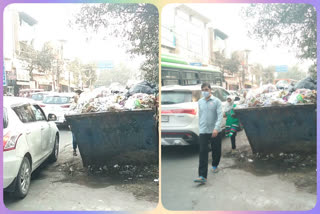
(59, 80, 76, 88)
(59, 79, 69, 86)
(227, 81, 239, 85)
(225, 78, 239, 85)
(19, 12, 38, 26)
(33, 75, 52, 85)
(214, 29, 228, 40)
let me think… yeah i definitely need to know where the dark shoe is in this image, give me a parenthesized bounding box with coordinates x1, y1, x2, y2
(73, 150, 77, 156)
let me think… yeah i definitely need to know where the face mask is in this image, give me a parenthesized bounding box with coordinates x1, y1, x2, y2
(202, 91, 210, 98)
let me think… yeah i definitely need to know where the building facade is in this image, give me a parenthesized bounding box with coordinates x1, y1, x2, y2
(161, 4, 229, 85)
(4, 6, 38, 95)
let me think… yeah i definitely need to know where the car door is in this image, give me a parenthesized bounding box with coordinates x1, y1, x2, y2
(30, 104, 52, 156)
(12, 104, 43, 165)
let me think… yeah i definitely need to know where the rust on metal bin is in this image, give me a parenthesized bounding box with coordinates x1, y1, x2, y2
(234, 104, 316, 154)
(65, 109, 158, 167)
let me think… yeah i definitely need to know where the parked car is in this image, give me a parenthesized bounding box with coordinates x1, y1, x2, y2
(161, 84, 233, 146)
(3, 96, 59, 198)
(30, 92, 50, 104)
(40, 93, 75, 126)
(228, 90, 240, 98)
(19, 89, 44, 98)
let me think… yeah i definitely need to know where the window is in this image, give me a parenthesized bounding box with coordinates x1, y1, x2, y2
(212, 88, 229, 102)
(163, 80, 179, 86)
(199, 73, 206, 79)
(211, 88, 221, 100)
(191, 90, 202, 102)
(31, 93, 46, 101)
(43, 96, 71, 104)
(31, 105, 46, 121)
(187, 33, 202, 54)
(215, 78, 222, 86)
(220, 89, 230, 102)
(161, 91, 193, 105)
(3, 107, 8, 128)
(162, 70, 180, 79)
(185, 80, 197, 85)
(12, 104, 36, 123)
(181, 72, 197, 85)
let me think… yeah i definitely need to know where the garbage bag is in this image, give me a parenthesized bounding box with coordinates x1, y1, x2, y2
(128, 81, 155, 96)
(293, 77, 317, 91)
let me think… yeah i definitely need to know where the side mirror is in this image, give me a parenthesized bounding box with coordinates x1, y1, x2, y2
(48, 113, 57, 121)
(235, 97, 240, 101)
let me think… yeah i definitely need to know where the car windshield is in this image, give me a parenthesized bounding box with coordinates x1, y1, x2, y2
(43, 96, 71, 104)
(161, 91, 193, 105)
(3, 107, 8, 128)
(31, 93, 46, 101)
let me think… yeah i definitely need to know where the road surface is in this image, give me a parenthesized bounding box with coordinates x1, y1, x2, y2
(161, 130, 316, 211)
(4, 129, 158, 211)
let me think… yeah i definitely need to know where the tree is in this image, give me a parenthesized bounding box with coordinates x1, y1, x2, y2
(308, 64, 317, 81)
(74, 4, 159, 85)
(250, 63, 264, 86)
(276, 66, 307, 80)
(37, 42, 62, 91)
(242, 4, 316, 61)
(213, 51, 226, 74)
(95, 63, 139, 87)
(18, 42, 40, 81)
(37, 43, 56, 89)
(224, 52, 242, 74)
(81, 63, 97, 88)
(67, 58, 82, 87)
(262, 66, 275, 84)
(213, 51, 241, 75)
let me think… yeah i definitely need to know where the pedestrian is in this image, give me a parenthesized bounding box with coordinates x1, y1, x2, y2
(69, 89, 83, 156)
(194, 83, 223, 184)
(69, 127, 78, 156)
(224, 96, 240, 154)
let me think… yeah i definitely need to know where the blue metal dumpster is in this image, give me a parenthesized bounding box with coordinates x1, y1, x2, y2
(234, 104, 316, 154)
(65, 110, 158, 167)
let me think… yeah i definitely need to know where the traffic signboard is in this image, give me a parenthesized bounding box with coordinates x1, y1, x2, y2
(275, 65, 288, 72)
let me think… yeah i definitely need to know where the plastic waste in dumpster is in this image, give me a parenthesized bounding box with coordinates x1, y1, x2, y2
(128, 81, 156, 96)
(65, 110, 158, 167)
(293, 76, 317, 91)
(234, 104, 316, 154)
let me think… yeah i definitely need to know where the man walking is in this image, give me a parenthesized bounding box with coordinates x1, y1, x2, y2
(194, 83, 223, 184)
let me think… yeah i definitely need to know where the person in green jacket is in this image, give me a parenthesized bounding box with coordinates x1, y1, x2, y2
(224, 96, 240, 154)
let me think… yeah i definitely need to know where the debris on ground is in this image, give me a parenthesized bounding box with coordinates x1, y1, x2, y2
(225, 144, 316, 194)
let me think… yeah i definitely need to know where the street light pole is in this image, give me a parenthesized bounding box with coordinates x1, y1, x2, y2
(244, 49, 250, 88)
(68, 69, 71, 92)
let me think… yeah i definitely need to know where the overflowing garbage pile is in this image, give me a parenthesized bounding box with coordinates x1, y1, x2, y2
(237, 80, 317, 108)
(69, 81, 157, 114)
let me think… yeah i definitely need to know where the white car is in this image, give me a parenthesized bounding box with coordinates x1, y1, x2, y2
(3, 96, 59, 198)
(40, 93, 75, 126)
(161, 84, 233, 146)
(30, 92, 50, 105)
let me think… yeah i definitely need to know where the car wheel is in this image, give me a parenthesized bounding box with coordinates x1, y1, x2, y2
(49, 136, 59, 162)
(14, 157, 31, 199)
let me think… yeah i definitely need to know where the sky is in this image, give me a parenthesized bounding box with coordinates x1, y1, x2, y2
(162, 3, 313, 72)
(4, 3, 313, 73)
(5, 3, 144, 68)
